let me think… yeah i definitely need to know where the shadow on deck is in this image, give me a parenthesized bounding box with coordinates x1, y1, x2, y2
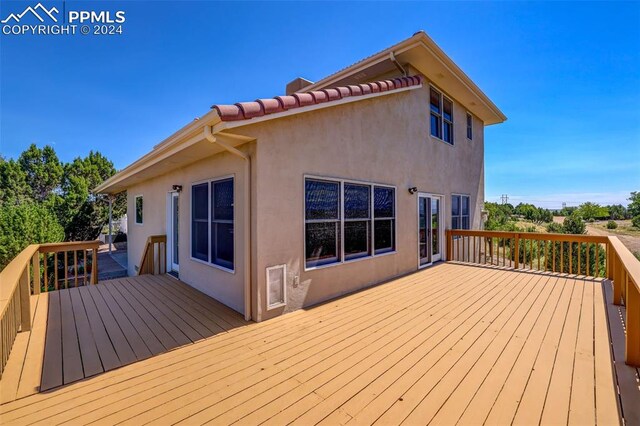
(0, 275, 247, 402)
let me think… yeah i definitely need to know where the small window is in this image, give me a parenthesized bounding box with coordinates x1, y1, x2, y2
(211, 179, 234, 269)
(429, 86, 454, 145)
(442, 98, 453, 144)
(373, 186, 395, 254)
(452, 194, 470, 230)
(430, 88, 442, 139)
(191, 177, 235, 271)
(466, 113, 473, 140)
(135, 195, 143, 224)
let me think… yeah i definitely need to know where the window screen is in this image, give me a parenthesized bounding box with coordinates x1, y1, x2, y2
(344, 183, 371, 260)
(374, 186, 395, 254)
(305, 179, 340, 267)
(191, 184, 208, 261)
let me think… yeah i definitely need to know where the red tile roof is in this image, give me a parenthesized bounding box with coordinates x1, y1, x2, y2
(212, 75, 424, 122)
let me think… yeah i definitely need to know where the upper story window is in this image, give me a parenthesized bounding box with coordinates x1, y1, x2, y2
(191, 177, 234, 271)
(304, 177, 396, 269)
(430, 87, 454, 145)
(452, 194, 470, 230)
(135, 195, 143, 224)
(466, 112, 473, 140)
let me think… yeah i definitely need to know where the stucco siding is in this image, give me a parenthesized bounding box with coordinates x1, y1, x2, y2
(125, 148, 250, 314)
(241, 83, 485, 320)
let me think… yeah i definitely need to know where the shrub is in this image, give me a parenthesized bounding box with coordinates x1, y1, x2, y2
(606, 220, 618, 229)
(633, 215, 640, 229)
(563, 214, 586, 235)
(546, 222, 564, 233)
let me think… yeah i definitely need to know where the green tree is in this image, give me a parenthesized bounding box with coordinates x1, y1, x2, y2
(576, 202, 609, 221)
(0, 157, 31, 206)
(607, 204, 626, 220)
(18, 144, 63, 201)
(0, 203, 64, 269)
(628, 191, 640, 218)
(58, 151, 126, 240)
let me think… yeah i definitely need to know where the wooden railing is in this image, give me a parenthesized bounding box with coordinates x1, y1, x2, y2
(138, 235, 166, 275)
(608, 236, 640, 366)
(0, 240, 100, 377)
(446, 230, 609, 278)
(445, 229, 640, 367)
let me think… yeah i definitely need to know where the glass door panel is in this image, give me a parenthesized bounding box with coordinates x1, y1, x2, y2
(431, 197, 441, 261)
(419, 195, 431, 266)
(171, 192, 179, 271)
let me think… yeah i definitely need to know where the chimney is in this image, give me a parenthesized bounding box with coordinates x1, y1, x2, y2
(286, 77, 314, 95)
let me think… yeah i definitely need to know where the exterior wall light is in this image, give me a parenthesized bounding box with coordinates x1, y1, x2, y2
(408, 187, 418, 195)
(172, 185, 183, 193)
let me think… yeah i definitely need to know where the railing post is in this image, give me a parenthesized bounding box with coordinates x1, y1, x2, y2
(149, 243, 155, 275)
(446, 230, 452, 261)
(19, 267, 31, 332)
(92, 248, 99, 284)
(514, 233, 520, 270)
(32, 252, 40, 295)
(613, 254, 623, 305)
(626, 274, 640, 366)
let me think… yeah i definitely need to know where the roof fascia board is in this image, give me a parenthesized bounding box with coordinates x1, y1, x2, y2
(96, 111, 222, 193)
(415, 39, 506, 123)
(96, 125, 212, 193)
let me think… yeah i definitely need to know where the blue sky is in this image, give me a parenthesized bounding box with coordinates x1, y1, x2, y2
(1, 1, 639, 209)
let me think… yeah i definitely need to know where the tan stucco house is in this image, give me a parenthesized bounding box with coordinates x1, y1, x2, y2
(96, 31, 507, 322)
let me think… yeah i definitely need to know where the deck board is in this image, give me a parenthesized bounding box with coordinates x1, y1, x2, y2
(0, 264, 636, 425)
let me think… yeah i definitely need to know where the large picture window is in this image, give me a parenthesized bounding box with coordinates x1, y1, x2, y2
(305, 177, 395, 269)
(191, 177, 234, 271)
(452, 194, 470, 230)
(430, 87, 454, 145)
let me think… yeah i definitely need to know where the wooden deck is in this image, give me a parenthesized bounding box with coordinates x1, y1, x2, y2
(1, 263, 638, 425)
(0, 275, 246, 402)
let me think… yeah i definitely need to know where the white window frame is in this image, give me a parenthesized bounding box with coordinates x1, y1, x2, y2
(303, 175, 397, 271)
(430, 85, 454, 146)
(189, 175, 236, 274)
(466, 112, 473, 141)
(134, 194, 143, 225)
(451, 193, 471, 230)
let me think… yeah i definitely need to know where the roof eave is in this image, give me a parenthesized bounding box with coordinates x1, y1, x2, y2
(305, 32, 507, 125)
(94, 110, 222, 194)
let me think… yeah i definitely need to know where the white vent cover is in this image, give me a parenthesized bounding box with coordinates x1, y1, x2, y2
(266, 264, 287, 309)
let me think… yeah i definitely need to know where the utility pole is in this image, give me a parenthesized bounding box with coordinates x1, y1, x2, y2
(501, 194, 509, 205)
